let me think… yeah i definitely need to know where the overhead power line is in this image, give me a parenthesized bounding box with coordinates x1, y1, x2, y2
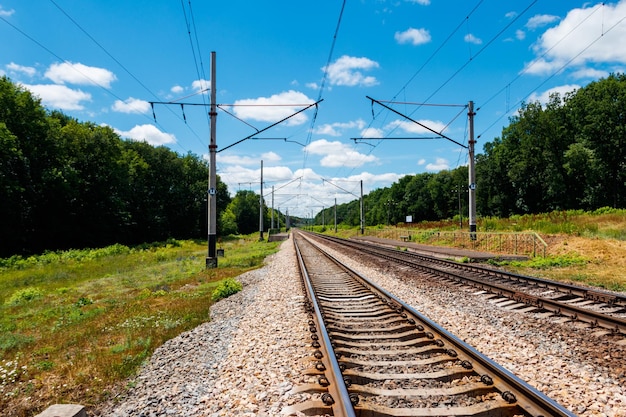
(478, 4, 626, 139)
(45, 0, 207, 152)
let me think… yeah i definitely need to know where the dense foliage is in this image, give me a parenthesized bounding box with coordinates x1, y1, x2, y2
(317, 74, 626, 226)
(0, 76, 230, 256)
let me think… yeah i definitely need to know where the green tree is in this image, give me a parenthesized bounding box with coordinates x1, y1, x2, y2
(565, 73, 626, 208)
(225, 190, 266, 235)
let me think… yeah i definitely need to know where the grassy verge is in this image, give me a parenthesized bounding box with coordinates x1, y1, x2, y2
(317, 208, 626, 292)
(0, 236, 280, 417)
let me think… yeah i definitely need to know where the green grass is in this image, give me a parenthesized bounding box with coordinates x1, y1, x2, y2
(0, 235, 281, 417)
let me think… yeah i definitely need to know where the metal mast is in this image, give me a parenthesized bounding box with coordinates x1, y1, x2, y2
(468, 101, 477, 238)
(206, 51, 218, 268)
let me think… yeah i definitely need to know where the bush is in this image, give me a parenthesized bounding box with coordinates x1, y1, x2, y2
(211, 278, 243, 301)
(5, 287, 44, 306)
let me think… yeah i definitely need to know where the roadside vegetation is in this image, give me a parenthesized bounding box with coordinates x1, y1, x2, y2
(318, 208, 626, 292)
(0, 235, 280, 417)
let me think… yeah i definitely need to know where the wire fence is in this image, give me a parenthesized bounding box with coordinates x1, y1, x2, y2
(364, 228, 547, 257)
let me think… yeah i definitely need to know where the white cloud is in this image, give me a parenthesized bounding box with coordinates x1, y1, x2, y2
(0, 6, 15, 17)
(525, 2, 626, 76)
(417, 158, 426, 165)
(45, 62, 116, 88)
(404, 0, 430, 4)
(231, 90, 314, 126)
(395, 28, 431, 45)
(192, 79, 210, 92)
(219, 151, 282, 167)
(526, 14, 560, 30)
(314, 119, 366, 136)
(324, 55, 379, 87)
(385, 119, 448, 135)
(528, 84, 580, 105)
(425, 157, 450, 171)
(505, 11, 517, 19)
(115, 124, 176, 146)
(6, 62, 36, 77)
(112, 97, 150, 114)
(21, 84, 91, 110)
(304, 139, 379, 168)
(171, 85, 184, 94)
(360, 127, 384, 138)
(515, 30, 526, 40)
(464, 34, 482, 45)
(306, 82, 319, 90)
(570, 67, 609, 79)
(261, 151, 282, 162)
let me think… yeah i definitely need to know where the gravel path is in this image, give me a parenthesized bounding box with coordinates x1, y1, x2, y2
(92, 237, 626, 417)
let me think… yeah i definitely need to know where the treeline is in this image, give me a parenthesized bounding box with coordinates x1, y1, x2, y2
(0, 76, 231, 257)
(317, 74, 626, 226)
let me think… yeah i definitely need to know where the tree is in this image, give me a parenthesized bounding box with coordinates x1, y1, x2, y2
(565, 73, 626, 208)
(225, 190, 265, 235)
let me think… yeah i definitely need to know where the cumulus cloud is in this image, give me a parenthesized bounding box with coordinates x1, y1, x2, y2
(528, 84, 580, 105)
(304, 139, 379, 168)
(324, 55, 379, 87)
(524, 2, 626, 76)
(0, 6, 15, 16)
(192, 79, 210, 92)
(115, 124, 176, 146)
(526, 14, 560, 30)
(221, 151, 282, 166)
(45, 62, 116, 88)
(314, 119, 366, 136)
(231, 90, 314, 126)
(425, 157, 450, 171)
(112, 97, 151, 114)
(360, 127, 384, 138)
(405, 0, 430, 4)
(21, 84, 91, 110)
(6, 62, 36, 77)
(464, 34, 482, 45)
(395, 28, 431, 45)
(171, 85, 184, 94)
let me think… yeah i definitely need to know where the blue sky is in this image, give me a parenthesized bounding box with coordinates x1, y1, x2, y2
(2, 1, 625, 217)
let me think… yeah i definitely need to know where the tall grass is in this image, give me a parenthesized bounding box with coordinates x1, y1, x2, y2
(0, 235, 280, 417)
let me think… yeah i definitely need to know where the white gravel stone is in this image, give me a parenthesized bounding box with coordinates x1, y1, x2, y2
(93, 237, 626, 417)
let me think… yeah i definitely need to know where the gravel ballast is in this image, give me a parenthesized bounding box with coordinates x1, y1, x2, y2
(93, 237, 626, 417)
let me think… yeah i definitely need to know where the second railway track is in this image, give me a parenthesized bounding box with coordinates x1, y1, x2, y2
(309, 232, 626, 337)
(286, 231, 575, 417)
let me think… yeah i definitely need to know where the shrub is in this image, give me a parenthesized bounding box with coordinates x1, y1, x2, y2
(5, 287, 44, 306)
(211, 278, 243, 301)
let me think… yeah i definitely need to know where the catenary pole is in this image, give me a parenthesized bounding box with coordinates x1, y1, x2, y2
(271, 185, 275, 229)
(259, 160, 264, 241)
(360, 180, 364, 234)
(468, 101, 477, 238)
(206, 51, 218, 268)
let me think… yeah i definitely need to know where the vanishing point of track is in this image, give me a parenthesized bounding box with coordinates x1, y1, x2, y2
(285, 230, 575, 417)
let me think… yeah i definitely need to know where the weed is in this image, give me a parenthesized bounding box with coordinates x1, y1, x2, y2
(0, 333, 34, 352)
(5, 287, 44, 306)
(211, 278, 243, 301)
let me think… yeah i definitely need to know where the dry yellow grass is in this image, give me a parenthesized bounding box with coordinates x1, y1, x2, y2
(525, 234, 626, 290)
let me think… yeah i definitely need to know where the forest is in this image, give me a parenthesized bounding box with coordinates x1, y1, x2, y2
(2, 74, 625, 256)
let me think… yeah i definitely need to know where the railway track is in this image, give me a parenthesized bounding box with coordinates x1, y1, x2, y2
(309, 232, 626, 336)
(285, 231, 575, 417)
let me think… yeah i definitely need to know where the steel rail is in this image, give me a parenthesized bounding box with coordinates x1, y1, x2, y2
(312, 232, 626, 334)
(293, 231, 576, 416)
(294, 235, 357, 417)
